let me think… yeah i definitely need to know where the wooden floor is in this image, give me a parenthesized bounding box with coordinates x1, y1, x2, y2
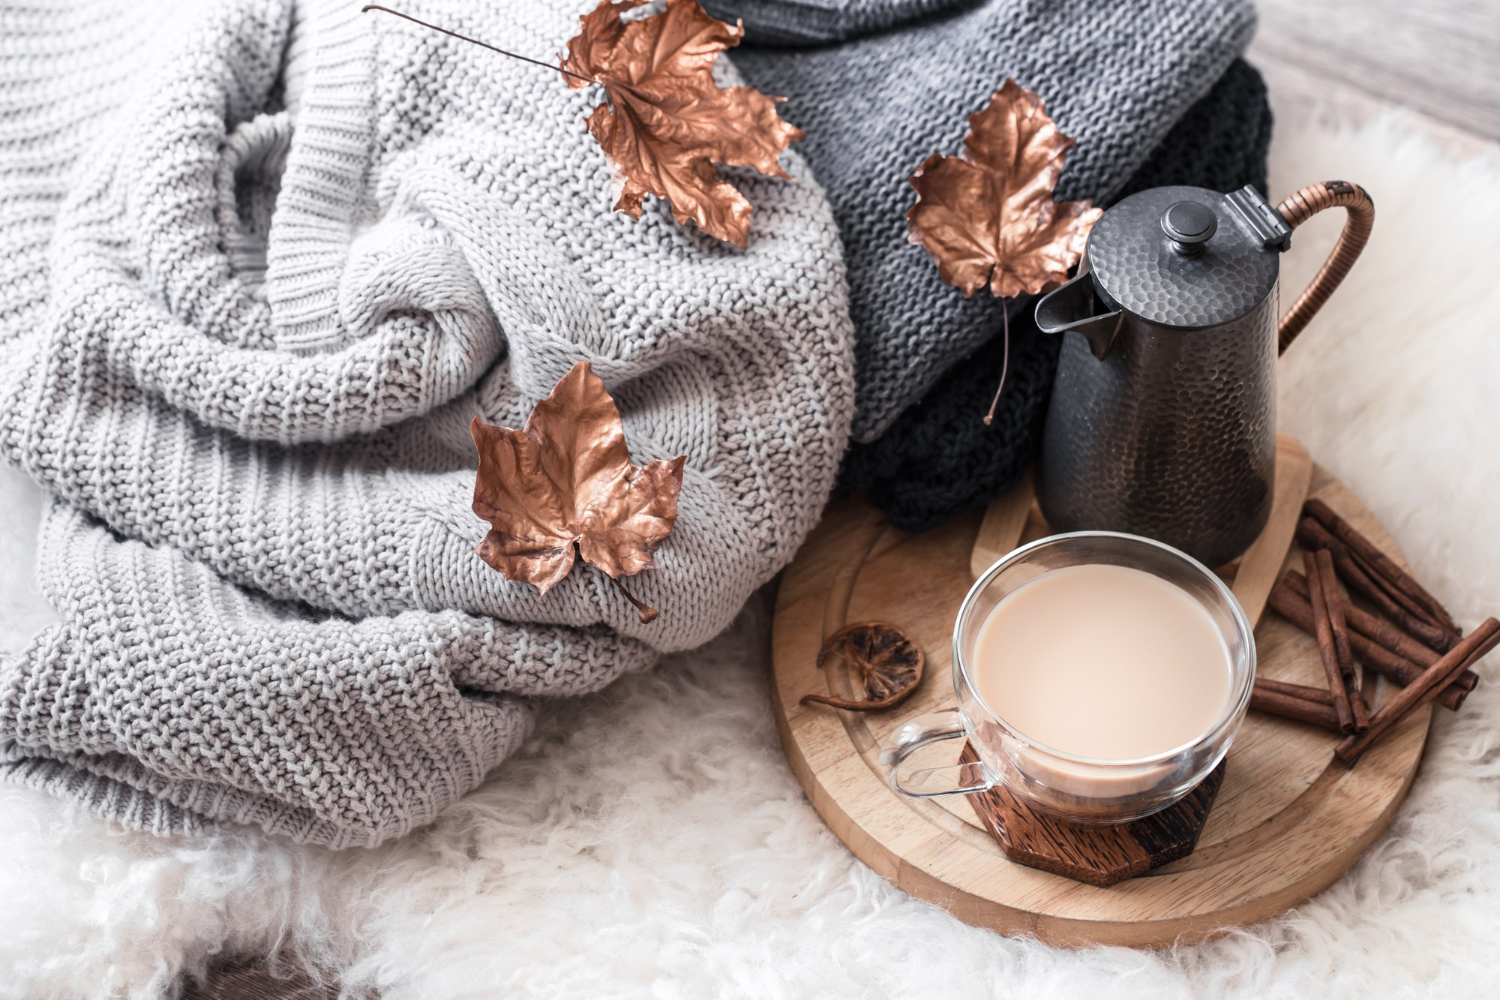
(181, 962, 347, 1000)
(181, 4, 1497, 999)
(1252, 0, 1500, 150)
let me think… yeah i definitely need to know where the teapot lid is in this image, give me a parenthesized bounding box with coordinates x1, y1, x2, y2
(1085, 185, 1290, 329)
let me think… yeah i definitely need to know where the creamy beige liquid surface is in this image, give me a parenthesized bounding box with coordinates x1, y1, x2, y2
(972, 565, 1231, 760)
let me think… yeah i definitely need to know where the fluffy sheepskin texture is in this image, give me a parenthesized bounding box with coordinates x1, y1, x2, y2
(3, 108, 1500, 1000)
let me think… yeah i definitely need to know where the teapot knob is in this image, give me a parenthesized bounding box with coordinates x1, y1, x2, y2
(1161, 201, 1217, 257)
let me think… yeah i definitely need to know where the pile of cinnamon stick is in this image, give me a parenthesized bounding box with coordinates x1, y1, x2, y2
(1253, 498, 1499, 764)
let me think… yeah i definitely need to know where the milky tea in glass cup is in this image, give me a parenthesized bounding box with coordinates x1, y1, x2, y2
(880, 532, 1254, 824)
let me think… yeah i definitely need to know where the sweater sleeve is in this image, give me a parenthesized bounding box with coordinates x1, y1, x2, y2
(0, 501, 658, 848)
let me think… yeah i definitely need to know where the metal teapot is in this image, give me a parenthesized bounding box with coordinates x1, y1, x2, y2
(1034, 181, 1374, 568)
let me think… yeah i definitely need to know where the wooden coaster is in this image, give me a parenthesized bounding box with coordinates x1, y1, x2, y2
(959, 742, 1225, 887)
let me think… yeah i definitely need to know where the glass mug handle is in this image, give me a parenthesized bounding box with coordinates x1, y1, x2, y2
(879, 709, 994, 798)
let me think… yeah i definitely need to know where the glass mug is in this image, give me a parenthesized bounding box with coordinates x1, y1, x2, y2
(880, 532, 1255, 824)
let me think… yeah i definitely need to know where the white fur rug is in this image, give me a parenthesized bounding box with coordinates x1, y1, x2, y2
(4, 107, 1500, 1000)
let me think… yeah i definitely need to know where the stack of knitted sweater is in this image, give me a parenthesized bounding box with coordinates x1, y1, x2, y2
(709, 0, 1273, 530)
(0, 0, 1266, 847)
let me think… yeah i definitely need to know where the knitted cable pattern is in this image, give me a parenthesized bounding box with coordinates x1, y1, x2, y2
(0, 0, 854, 846)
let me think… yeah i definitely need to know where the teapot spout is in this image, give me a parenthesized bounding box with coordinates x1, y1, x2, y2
(1035, 273, 1123, 360)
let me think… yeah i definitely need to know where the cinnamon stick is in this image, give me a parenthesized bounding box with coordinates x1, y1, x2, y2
(1305, 550, 1357, 732)
(1304, 498, 1460, 635)
(1315, 550, 1370, 731)
(1266, 576, 1471, 711)
(1250, 683, 1343, 732)
(1302, 503, 1447, 634)
(1335, 618, 1500, 764)
(1363, 559, 1448, 633)
(1296, 518, 1457, 653)
(1255, 677, 1336, 705)
(1284, 571, 1441, 669)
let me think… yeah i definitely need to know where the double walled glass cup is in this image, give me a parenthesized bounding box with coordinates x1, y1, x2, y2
(880, 532, 1254, 824)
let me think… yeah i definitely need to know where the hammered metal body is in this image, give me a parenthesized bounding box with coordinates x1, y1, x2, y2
(1038, 186, 1280, 568)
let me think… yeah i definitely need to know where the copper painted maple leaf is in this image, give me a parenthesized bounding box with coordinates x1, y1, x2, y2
(908, 80, 1102, 299)
(561, 0, 804, 248)
(470, 361, 686, 622)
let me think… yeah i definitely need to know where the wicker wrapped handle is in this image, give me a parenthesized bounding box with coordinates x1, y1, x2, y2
(1276, 181, 1375, 354)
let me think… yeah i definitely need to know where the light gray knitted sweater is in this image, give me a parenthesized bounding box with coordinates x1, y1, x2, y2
(0, 0, 854, 847)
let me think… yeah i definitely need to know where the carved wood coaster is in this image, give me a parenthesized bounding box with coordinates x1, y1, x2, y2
(959, 742, 1226, 887)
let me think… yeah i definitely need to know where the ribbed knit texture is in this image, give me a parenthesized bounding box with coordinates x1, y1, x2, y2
(842, 58, 1276, 532)
(710, 0, 1258, 442)
(701, 0, 975, 46)
(0, 0, 854, 848)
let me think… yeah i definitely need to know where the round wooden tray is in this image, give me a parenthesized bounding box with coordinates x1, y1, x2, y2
(770, 452, 1428, 948)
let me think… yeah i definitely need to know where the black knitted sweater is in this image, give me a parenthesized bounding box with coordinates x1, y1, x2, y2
(838, 59, 1274, 532)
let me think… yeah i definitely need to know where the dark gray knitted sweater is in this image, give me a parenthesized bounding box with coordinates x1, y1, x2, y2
(707, 0, 1258, 443)
(841, 59, 1275, 532)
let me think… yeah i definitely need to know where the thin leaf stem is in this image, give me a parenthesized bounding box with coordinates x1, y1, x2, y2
(360, 5, 596, 86)
(608, 574, 660, 624)
(983, 305, 1011, 426)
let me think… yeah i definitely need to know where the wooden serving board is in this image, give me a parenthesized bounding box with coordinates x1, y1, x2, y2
(770, 438, 1429, 948)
